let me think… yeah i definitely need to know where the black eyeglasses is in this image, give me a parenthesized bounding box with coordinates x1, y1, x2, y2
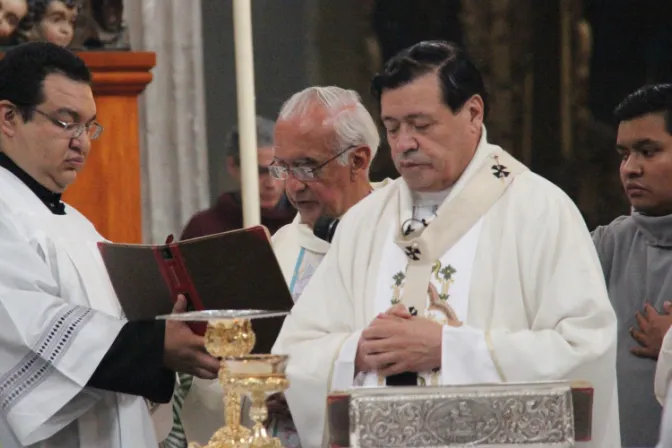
(269, 144, 358, 181)
(34, 109, 104, 140)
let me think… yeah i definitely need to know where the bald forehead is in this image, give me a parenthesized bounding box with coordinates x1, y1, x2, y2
(41, 73, 96, 121)
(275, 105, 334, 142)
(290, 101, 330, 124)
(273, 111, 338, 163)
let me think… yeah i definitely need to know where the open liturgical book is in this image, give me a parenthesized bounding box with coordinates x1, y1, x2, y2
(97, 225, 294, 354)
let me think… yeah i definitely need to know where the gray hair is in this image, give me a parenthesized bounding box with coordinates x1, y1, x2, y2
(277, 86, 380, 167)
(225, 115, 276, 165)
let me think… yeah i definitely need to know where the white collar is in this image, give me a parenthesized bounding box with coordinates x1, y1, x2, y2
(292, 213, 331, 254)
(412, 188, 451, 207)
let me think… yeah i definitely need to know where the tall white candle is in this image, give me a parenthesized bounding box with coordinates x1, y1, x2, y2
(232, 0, 261, 227)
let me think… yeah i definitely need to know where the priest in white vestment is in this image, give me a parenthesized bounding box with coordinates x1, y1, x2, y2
(272, 40, 620, 447)
(180, 86, 389, 447)
(0, 42, 219, 448)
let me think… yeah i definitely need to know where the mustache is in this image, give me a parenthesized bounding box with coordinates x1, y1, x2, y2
(393, 149, 432, 165)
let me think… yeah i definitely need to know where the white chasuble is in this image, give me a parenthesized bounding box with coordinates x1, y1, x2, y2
(0, 167, 157, 448)
(273, 128, 620, 448)
(337, 147, 526, 391)
(363, 216, 484, 388)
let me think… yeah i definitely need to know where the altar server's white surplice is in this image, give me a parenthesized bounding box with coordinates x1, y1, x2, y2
(272, 131, 620, 448)
(272, 214, 331, 302)
(0, 167, 157, 447)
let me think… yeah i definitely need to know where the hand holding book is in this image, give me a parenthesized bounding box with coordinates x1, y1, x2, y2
(163, 294, 220, 379)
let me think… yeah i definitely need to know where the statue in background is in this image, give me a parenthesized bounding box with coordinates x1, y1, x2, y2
(18, 0, 80, 47)
(0, 0, 28, 44)
(72, 0, 128, 49)
(14, 0, 128, 50)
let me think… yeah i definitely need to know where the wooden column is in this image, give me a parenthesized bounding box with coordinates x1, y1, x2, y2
(62, 52, 155, 243)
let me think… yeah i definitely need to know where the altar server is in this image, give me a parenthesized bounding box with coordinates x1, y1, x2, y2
(593, 83, 672, 447)
(0, 42, 219, 447)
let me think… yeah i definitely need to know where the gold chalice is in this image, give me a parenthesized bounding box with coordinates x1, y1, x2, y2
(157, 309, 290, 448)
(220, 354, 290, 448)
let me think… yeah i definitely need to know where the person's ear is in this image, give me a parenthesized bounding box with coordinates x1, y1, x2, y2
(351, 145, 372, 176)
(464, 94, 485, 131)
(226, 155, 241, 180)
(0, 101, 19, 138)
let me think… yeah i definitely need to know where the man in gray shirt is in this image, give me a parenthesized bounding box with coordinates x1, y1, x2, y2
(593, 83, 672, 447)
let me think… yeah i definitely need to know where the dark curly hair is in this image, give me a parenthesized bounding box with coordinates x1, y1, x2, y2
(14, 0, 82, 44)
(26, 0, 82, 23)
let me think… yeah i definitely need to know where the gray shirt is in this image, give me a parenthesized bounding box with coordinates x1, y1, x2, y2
(593, 213, 672, 447)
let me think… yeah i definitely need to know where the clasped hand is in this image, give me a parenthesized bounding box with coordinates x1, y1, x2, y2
(355, 304, 443, 376)
(630, 302, 672, 359)
(162, 295, 221, 379)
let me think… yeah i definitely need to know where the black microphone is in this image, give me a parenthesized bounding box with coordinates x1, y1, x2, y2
(313, 216, 340, 243)
(401, 217, 430, 236)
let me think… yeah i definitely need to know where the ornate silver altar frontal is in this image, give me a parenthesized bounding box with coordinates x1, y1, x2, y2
(349, 382, 575, 448)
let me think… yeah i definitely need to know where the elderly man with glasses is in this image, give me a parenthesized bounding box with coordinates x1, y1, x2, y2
(0, 42, 220, 448)
(270, 86, 390, 303)
(177, 86, 390, 448)
(266, 86, 391, 447)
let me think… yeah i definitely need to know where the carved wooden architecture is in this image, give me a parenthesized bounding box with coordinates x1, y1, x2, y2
(62, 52, 155, 243)
(312, 0, 631, 228)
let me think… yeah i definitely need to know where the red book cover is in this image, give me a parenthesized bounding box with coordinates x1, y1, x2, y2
(98, 225, 293, 353)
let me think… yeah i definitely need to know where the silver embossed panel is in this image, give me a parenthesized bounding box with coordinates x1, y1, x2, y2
(349, 382, 575, 448)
